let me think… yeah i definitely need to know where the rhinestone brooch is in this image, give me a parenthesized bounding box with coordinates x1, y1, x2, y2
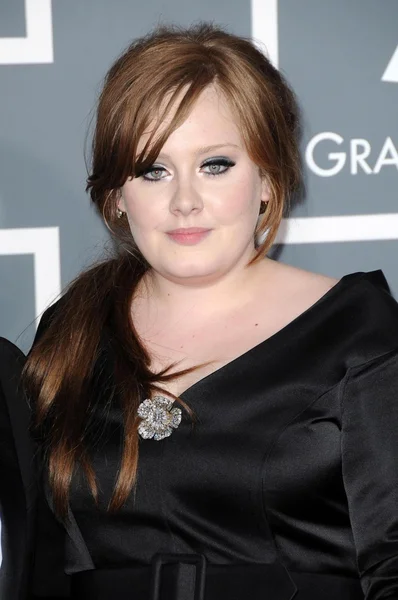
(137, 395, 182, 441)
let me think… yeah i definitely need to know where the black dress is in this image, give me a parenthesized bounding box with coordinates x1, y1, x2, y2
(2, 269, 398, 600)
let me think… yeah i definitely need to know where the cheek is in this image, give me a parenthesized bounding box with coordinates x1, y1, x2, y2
(122, 187, 167, 231)
(214, 171, 261, 223)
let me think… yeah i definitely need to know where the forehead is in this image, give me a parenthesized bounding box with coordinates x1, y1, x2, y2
(137, 84, 244, 156)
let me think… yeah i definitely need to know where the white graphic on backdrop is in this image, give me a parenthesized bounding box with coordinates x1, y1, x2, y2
(0, 0, 54, 65)
(251, 0, 398, 241)
(0, 228, 61, 323)
(306, 133, 398, 176)
(273, 214, 398, 245)
(252, 1, 398, 84)
(251, 0, 278, 66)
(382, 45, 398, 83)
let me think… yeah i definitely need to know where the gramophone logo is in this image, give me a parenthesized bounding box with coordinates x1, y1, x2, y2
(382, 45, 398, 83)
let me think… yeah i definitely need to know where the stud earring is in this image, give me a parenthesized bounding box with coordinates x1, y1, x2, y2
(117, 208, 124, 218)
(259, 200, 268, 214)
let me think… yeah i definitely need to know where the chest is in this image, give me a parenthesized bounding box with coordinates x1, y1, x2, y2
(71, 341, 348, 563)
(134, 306, 307, 399)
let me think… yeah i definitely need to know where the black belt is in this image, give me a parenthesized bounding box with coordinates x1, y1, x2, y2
(70, 553, 364, 600)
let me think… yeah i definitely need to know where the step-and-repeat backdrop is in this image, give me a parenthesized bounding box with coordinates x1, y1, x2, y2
(1, 0, 397, 351)
(0, 0, 397, 570)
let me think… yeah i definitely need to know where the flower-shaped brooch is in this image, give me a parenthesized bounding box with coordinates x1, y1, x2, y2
(137, 395, 182, 441)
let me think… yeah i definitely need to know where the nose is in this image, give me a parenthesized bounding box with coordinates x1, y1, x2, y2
(169, 175, 203, 215)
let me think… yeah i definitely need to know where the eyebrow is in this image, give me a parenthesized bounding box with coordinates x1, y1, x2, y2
(156, 143, 240, 160)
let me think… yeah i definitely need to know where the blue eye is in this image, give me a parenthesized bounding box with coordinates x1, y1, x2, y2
(201, 158, 235, 176)
(139, 166, 167, 182)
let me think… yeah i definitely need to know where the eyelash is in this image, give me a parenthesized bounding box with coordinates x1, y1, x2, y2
(138, 158, 236, 183)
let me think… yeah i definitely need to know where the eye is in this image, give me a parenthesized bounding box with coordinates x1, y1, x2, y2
(201, 157, 236, 176)
(139, 165, 168, 182)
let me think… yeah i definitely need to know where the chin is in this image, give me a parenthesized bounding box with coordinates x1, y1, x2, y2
(163, 263, 219, 280)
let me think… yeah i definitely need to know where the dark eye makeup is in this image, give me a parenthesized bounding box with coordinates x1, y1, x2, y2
(136, 157, 236, 182)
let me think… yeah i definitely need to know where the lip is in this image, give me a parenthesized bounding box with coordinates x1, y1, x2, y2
(166, 228, 211, 246)
(167, 227, 210, 234)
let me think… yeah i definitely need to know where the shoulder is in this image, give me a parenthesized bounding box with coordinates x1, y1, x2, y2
(340, 268, 398, 364)
(262, 259, 340, 313)
(284, 263, 398, 325)
(30, 296, 66, 351)
(265, 259, 398, 363)
(0, 337, 25, 368)
(267, 259, 397, 319)
(0, 338, 26, 420)
(282, 262, 340, 298)
(0, 338, 26, 389)
(263, 258, 338, 290)
(0, 338, 28, 453)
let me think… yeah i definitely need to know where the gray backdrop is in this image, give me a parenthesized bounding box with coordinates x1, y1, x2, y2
(0, 0, 397, 352)
(0, 0, 397, 569)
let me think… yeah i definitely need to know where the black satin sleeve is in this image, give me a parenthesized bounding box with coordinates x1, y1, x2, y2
(0, 338, 29, 600)
(341, 347, 398, 600)
(28, 301, 72, 599)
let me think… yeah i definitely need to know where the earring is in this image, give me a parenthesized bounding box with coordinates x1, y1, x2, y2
(259, 200, 268, 214)
(117, 208, 124, 218)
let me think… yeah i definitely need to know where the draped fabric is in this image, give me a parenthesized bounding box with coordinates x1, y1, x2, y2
(2, 269, 398, 599)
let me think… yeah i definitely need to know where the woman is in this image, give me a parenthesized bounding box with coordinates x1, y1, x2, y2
(5, 21, 398, 600)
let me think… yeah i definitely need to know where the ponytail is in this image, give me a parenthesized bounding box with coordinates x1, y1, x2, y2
(23, 253, 197, 521)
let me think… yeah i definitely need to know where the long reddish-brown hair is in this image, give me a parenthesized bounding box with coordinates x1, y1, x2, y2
(22, 22, 301, 522)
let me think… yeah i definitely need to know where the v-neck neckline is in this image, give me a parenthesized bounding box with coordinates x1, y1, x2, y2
(177, 270, 378, 399)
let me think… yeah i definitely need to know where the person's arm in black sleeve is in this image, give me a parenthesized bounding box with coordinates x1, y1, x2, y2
(27, 300, 72, 599)
(0, 337, 30, 600)
(341, 347, 398, 600)
(29, 482, 71, 599)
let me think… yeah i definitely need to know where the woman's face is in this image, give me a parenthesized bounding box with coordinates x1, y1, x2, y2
(119, 85, 270, 286)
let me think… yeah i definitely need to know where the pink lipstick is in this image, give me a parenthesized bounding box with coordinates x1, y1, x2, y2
(166, 227, 211, 245)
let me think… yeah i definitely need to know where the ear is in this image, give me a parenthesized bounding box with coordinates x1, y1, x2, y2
(117, 188, 126, 212)
(260, 175, 271, 203)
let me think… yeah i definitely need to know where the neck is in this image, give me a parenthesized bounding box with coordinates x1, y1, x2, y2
(137, 254, 273, 320)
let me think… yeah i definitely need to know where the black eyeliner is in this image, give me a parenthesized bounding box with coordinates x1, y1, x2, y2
(201, 157, 236, 166)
